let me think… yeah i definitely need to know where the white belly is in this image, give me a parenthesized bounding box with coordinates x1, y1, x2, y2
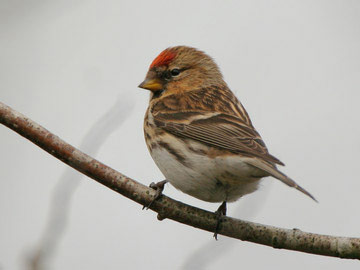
(150, 137, 262, 203)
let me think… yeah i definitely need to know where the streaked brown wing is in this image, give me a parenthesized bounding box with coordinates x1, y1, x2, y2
(154, 111, 284, 166)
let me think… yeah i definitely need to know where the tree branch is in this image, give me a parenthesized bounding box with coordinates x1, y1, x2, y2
(1, 101, 359, 260)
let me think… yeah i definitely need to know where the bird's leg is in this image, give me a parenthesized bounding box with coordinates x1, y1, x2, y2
(213, 201, 227, 240)
(142, 180, 168, 210)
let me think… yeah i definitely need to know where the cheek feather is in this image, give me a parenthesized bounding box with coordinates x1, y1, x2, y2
(150, 49, 176, 69)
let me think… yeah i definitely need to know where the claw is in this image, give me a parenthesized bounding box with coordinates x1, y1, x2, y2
(213, 201, 227, 240)
(142, 180, 168, 210)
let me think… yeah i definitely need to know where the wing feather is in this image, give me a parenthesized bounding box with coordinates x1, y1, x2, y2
(154, 111, 284, 165)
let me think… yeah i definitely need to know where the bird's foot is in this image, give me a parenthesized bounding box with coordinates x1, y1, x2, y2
(142, 180, 168, 210)
(213, 201, 227, 240)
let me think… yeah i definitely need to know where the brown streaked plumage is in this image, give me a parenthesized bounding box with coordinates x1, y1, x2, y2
(139, 46, 316, 237)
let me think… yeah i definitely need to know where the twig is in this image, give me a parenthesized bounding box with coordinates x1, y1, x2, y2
(0, 101, 359, 260)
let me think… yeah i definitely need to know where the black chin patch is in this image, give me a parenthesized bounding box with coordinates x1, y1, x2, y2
(151, 90, 164, 100)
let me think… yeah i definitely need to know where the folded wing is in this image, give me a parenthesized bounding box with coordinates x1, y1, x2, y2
(154, 111, 316, 201)
(154, 111, 284, 165)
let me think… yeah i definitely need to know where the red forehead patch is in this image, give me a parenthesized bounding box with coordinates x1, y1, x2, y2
(150, 49, 176, 69)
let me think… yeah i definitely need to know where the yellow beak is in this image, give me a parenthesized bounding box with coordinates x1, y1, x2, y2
(138, 78, 163, 91)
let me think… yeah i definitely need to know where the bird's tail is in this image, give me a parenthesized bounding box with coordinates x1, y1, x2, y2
(243, 158, 317, 202)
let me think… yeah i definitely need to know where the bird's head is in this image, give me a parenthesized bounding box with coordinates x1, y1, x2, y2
(139, 46, 224, 97)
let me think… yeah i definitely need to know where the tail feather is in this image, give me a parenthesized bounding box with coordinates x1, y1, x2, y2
(243, 158, 317, 202)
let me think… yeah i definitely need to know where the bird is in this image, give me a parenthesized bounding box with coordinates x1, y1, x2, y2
(139, 46, 316, 239)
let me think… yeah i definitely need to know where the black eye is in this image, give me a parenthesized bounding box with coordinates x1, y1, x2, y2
(170, 68, 181, 77)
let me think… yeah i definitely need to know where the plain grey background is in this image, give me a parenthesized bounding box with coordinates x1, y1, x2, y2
(1, 0, 360, 269)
